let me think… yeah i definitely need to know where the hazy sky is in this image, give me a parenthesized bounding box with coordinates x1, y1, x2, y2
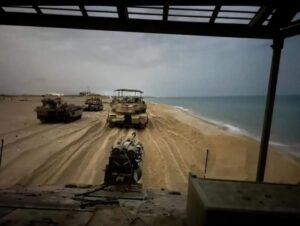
(0, 25, 299, 97)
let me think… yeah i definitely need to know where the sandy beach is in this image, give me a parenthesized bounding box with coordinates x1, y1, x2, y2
(0, 96, 299, 191)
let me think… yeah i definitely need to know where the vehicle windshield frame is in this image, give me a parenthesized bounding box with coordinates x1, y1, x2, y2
(113, 89, 143, 98)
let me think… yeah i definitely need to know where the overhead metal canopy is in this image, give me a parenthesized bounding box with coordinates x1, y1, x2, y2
(114, 89, 143, 94)
(0, 1, 299, 39)
(0, 1, 300, 183)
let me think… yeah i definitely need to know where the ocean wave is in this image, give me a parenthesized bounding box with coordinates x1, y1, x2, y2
(192, 114, 300, 158)
(221, 123, 249, 135)
(175, 106, 190, 112)
(269, 142, 300, 158)
(193, 113, 300, 158)
(176, 106, 249, 135)
(269, 141, 288, 147)
(149, 99, 300, 158)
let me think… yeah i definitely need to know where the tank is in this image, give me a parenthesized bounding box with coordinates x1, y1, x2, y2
(35, 97, 83, 123)
(84, 96, 103, 111)
(107, 89, 148, 129)
(104, 132, 143, 185)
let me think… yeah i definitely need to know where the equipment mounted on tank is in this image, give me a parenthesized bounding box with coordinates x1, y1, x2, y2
(107, 89, 148, 129)
(35, 96, 83, 123)
(104, 132, 143, 185)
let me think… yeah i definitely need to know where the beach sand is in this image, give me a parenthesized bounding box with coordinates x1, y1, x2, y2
(0, 96, 299, 191)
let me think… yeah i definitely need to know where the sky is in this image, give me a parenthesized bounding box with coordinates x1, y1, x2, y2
(0, 25, 299, 97)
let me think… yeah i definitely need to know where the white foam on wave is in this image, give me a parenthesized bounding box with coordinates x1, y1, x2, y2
(202, 117, 300, 158)
(198, 117, 300, 159)
(152, 102, 300, 158)
(269, 141, 288, 147)
(175, 104, 251, 136)
(222, 123, 248, 135)
(175, 105, 258, 138)
(175, 106, 190, 112)
(207, 119, 254, 138)
(269, 142, 300, 158)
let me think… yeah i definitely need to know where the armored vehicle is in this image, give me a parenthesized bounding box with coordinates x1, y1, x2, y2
(84, 96, 103, 111)
(35, 97, 83, 123)
(107, 89, 148, 128)
(104, 132, 143, 185)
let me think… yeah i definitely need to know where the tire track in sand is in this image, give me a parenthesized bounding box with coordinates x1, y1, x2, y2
(2, 124, 62, 147)
(155, 118, 190, 173)
(77, 128, 131, 184)
(53, 128, 120, 185)
(20, 121, 107, 185)
(4, 118, 99, 148)
(0, 120, 103, 187)
(28, 127, 130, 186)
(155, 115, 207, 176)
(1, 119, 101, 169)
(139, 125, 169, 189)
(151, 118, 187, 190)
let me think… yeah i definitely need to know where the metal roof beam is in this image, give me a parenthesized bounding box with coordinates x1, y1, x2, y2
(0, 13, 276, 39)
(163, 4, 169, 22)
(32, 5, 42, 14)
(269, 7, 299, 28)
(0, 0, 298, 7)
(79, 5, 88, 17)
(117, 3, 128, 20)
(210, 5, 221, 23)
(249, 6, 274, 28)
(280, 22, 300, 38)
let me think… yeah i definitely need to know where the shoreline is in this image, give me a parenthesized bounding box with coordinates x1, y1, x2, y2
(147, 103, 300, 185)
(0, 97, 299, 190)
(149, 101, 300, 160)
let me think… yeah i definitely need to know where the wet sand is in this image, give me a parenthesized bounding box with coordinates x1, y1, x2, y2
(0, 96, 299, 191)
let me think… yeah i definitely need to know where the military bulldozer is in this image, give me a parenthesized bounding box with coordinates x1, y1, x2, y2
(84, 96, 103, 111)
(107, 89, 148, 129)
(35, 96, 83, 123)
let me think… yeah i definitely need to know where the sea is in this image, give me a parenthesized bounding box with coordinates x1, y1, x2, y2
(146, 95, 300, 158)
